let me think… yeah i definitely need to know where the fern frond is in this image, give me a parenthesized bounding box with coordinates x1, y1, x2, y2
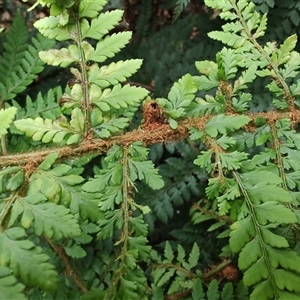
(230, 170, 300, 299)
(0, 107, 17, 139)
(92, 84, 148, 110)
(34, 16, 76, 41)
(79, 0, 108, 19)
(39, 45, 80, 67)
(13, 87, 62, 122)
(8, 193, 81, 239)
(173, 0, 190, 22)
(0, 13, 54, 101)
(88, 32, 132, 63)
(93, 117, 130, 138)
(156, 74, 197, 128)
(151, 242, 200, 295)
(88, 60, 143, 88)
(0, 266, 26, 300)
(14, 107, 84, 144)
(81, 10, 124, 40)
(0, 227, 58, 290)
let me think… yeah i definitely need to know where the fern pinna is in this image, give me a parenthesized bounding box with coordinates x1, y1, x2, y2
(0, 0, 300, 299)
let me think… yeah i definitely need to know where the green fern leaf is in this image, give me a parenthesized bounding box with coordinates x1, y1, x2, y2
(230, 217, 255, 253)
(6, 170, 24, 191)
(83, 163, 122, 193)
(79, 0, 107, 18)
(240, 171, 293, 204)
(34, 16, 75, 41)
(205, 114, 251, 137)
(157, 74, 197, 120)
(273, 269, 300, 292)
(221, 283, 234, 300)
(157, 269, 176, 287)
(164, 241, 174, 262)
(0, 227, 58, 290)
(207, 279, 220, 300)
(275, 34, 297, 65)
(129, 159, 164, 190)
(176, 244, 186, 263)
(94, 117, 129, 138)
(93, 84, 148, 109)
(0, 107, 17, 139)
(8, 193, 81, 239)
(39, 45, 80, 67)
(0, 266, 26, 300)
(254, 202, 296, 225)
(87, 32, 132, 63)
(12, 88, 62, 124)
(0, 12, 28, 81)
(69, 187, 103, 222)
(28, 163, 100, 220)
(208, 31, 249, 48)
(188, 243, 200, 269)
(173, 0, 190, 21)
(204, 0, 234, 11)
(192, 278, 205, 299)
(81, 10, 123, 40)
(88, 60, 143, 88)
(14, 116, 82, 144)
(128, 236, 151, 262)
(64, 244, 87, 258)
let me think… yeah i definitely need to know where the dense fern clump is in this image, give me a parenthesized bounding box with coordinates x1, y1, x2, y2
(1, 0, 300, 299)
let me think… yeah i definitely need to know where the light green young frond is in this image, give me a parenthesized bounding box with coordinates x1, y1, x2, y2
(0, 107, 17, 139)
(94, 117, 129, 138)
(92, 84, 148, 109)
(273, 34, 297, 66)
(156, 74, 197, 128)
(204, 0, 234, 11)
(34, 16, 75, 41)
(88, 60, 143, 88)
(79, 0, 108, 19)
(0, 227, 58, 290)
(87, 32, 132, 63)
(81, 10, 124, 40)
(39, 45, 80, 67)
(14, 112, 83, 145)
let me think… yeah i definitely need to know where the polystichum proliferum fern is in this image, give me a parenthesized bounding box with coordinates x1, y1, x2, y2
(0, 0, 300, 299)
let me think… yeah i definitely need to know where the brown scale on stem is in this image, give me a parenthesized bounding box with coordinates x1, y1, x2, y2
(141, 100, 169, 130)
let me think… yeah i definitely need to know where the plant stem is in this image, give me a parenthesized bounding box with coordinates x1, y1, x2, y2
(204, 259, 232, 278)
(106, 146, 132, 299)
(74, 9, 90, 137)
(1, 135, 7, 155)
(2, 110, 300, 167)
(0, 191, 19, 228)
(46, 237, 88, 294)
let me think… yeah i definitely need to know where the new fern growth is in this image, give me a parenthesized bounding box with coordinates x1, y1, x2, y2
(1, 0, 300, 299)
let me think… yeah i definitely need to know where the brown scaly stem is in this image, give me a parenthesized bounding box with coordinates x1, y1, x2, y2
(1, 110, 300, 167)
(45, 236, 88, 294)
